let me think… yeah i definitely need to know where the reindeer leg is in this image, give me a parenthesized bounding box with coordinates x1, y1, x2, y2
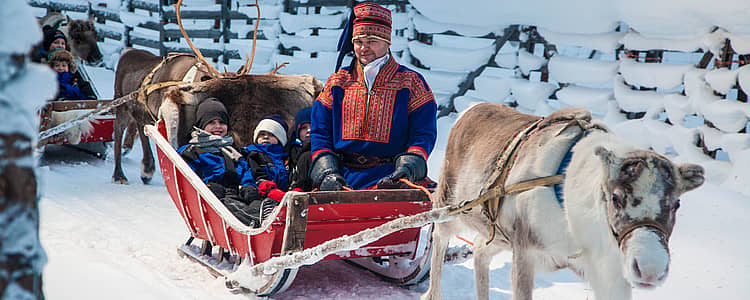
(122, 120, 138, 156)
(137, 123, 155, 184)
(511, 246, 535, 300)
(473, 235, 504, 300)
(421, 222, 451, 300)
(112, 107, 129, 184)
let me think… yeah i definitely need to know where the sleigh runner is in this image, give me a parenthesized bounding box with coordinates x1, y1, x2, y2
(145, 120, 434, 296)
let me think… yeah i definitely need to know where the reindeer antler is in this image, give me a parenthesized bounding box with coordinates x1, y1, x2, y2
(175, 0, 221, 78)
(268, 62, 288, 74)
(238, 0, 260, 75)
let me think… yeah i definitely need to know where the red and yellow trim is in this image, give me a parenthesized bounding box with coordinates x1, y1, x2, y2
(407, 146, 428, 160)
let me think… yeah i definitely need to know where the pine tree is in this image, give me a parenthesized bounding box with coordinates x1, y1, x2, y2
(0, 2, 57, 299)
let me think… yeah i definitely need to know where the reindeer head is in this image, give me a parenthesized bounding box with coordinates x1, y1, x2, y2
(67, 19, 103, 66)
(595, 147, 704, 289)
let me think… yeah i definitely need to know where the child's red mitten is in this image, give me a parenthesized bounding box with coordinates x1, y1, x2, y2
(258, 180, 277, 197)
(267, 189, 286, 202)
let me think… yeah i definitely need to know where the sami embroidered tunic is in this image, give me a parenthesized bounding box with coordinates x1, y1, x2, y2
(311, 56, 437, 189)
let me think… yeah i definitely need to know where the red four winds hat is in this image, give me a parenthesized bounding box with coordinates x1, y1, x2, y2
(352, 2, 392, 44)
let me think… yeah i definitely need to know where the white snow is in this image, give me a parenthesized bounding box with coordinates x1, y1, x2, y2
(538, 28, 625, 53)
(548, 54, 619, 85)
(619, 57, 695, 90)
(408, 40, 494, 72)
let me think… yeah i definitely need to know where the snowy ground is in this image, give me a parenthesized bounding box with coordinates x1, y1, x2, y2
(38, 117, 750, 300)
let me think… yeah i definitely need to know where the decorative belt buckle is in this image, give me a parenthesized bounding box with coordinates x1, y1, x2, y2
(356, 156, 368, 164)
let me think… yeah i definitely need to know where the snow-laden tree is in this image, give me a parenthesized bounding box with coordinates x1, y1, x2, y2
(0, 2, 56, 299)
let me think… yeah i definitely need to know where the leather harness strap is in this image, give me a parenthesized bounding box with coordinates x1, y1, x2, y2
(614, 219, 671, 247)
(447, 117, 599, 244)
(136, 53, 206, 122)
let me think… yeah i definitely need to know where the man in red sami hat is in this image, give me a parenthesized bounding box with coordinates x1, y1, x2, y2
(310, 2, 437, 191)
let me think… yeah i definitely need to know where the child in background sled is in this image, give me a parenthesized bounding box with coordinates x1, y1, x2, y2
(242, 115, 301, 209)
(178, 99, 274, 227)
(48, 49, 97, 101)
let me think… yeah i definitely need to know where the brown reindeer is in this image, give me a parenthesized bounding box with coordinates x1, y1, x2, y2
(38, 12, 103, 66)
(111, 0, 320, 184)
(112, 49, 321, 184)
(111, 49, 216, 184)
(423, 103, 705, 300)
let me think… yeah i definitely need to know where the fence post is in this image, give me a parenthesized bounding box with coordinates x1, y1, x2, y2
(221, 0, 230, 64)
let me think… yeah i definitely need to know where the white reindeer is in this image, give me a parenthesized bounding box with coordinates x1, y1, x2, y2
(423, 103, 705, 300)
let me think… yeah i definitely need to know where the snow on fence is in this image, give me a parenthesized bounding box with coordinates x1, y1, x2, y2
(273, 0, 409, 81)
(28, 0, 283, 72)
(410, 10, 750, 196)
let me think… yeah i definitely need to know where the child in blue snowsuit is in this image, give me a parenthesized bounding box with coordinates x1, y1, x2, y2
(48, 49, 96, 101)
(178, 99, 272, 227)
(242, 115, 297, 204)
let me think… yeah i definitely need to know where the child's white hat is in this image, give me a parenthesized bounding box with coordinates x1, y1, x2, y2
(254, 115, 288, 146)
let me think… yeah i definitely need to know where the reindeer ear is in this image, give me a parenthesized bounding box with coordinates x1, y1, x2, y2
(595, 146, 616, 166)
(678, 163, 704, 192)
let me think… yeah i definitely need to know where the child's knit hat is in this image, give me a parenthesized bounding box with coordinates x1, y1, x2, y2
(254, 114, 289, 146)
(195, 98, 229, 129)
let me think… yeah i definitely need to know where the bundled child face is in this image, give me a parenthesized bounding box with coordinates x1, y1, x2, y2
(51, 61, 69, 73)
(204, 119, 228, 137)
(50, 37, 66, 52)
(298, 123, 311, 143)
(256, 131, 279, 145)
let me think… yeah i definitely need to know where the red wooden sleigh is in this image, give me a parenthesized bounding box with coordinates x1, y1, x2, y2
(38, 100, 115, 157)
(145, 120, 433, 296)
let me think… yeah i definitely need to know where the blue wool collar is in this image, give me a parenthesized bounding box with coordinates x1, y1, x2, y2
(553, 132, 586, 207)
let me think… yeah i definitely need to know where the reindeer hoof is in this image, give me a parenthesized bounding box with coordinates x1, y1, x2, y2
(113, 177, 129, 185)
(122, 147, 132, 157)
(141, 176, 152, 184)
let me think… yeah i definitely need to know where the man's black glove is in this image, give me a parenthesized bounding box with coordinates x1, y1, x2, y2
(310, 152, 348, 191)
(376, 153, 427, 189)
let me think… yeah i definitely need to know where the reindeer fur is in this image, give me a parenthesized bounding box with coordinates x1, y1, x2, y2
(49, 110, 95, 144)
(112, 49, 214, 184)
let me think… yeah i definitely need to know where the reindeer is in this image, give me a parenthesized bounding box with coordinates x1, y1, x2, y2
(422, 103, 705, 300)
(38, 12, 103, 66)
(111, 48, 215, 184)
(112, 0, 320, 184)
